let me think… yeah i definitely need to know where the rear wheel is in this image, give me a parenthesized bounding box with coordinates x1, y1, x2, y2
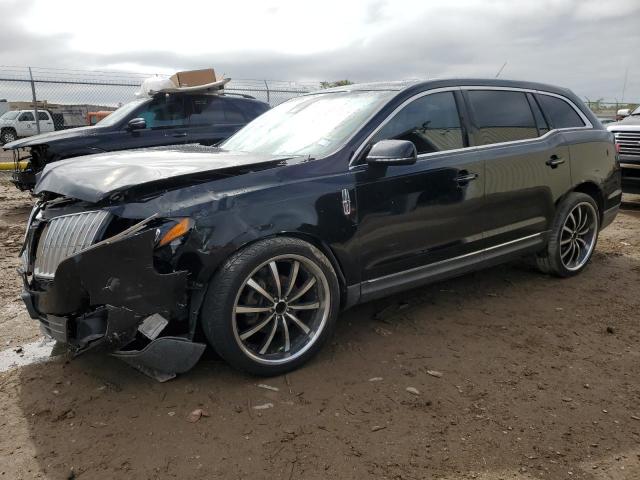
(201, 237, 340, 375)
(536, 192, 599, 277)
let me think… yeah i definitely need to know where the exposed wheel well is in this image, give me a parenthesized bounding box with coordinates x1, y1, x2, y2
(569, 182, 604, 221)
(272, 232, 348, 306)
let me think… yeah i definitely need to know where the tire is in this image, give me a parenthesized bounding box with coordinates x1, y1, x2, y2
(536, 192, 600, 277)
(201, 237, 340, 376)
(0, 129, 17, 145)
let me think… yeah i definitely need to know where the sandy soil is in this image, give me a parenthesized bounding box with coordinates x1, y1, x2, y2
(0, 173, 38, 350)
(1, 172, 639, 479)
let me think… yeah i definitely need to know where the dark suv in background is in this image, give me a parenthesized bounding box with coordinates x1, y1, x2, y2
(3, 92, 270, 189)
(20, 79, 620, 379)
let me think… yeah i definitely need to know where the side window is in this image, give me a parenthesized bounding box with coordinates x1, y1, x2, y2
(467, 90, 538, 145)
(241, 101, 270, 121)
(371, 91, 464, 155)
(37, 112, 49, 121)
(188, 97, 247, 125)
(136, 95, 188, 129)
(536, 94, 585, 129)
(224, 101, 247, 123)
(19, 112, 35, 122)
(190, 96, 225, 125)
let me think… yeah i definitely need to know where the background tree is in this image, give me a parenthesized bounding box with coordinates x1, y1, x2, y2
(320, 80, 354, 89)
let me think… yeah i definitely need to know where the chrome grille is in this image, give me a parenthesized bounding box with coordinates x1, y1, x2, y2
(614, 131, 640, 157)
(34, 211, 111, 279)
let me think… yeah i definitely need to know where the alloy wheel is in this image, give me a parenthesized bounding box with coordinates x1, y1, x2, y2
(232, 254, 330, 365)
(2, 131, 16, 144)
(559, 201, 598, 271)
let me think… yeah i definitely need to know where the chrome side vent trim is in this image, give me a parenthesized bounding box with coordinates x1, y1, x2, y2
(34, 211, 111, 279)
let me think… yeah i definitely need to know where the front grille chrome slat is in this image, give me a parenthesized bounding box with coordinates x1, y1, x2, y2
(34, 211, 111, 280)
(614, 131, 640, 156)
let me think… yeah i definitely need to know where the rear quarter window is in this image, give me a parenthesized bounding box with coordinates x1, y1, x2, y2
(536, 94, 585, 129)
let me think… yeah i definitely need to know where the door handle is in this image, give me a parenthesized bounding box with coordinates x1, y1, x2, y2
(455, 171, 479, 185)
(546, 155, 565, 168)
(171, 132, 187, 138)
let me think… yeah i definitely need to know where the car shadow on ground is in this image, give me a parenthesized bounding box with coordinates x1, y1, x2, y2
(8, 248, 640, 479)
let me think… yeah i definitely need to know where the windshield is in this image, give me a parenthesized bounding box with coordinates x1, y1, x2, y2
(95, 98, 148, 127)
(0, 111, 19, 121)
(632, 106, 640, 116)
(221, 91, 394, 157)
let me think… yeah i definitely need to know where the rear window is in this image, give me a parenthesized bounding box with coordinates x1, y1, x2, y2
(536, 94, 585, 129)
(467, 90, 538, 145)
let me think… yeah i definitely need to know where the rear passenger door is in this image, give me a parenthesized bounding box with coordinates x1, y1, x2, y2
(462, 88, 571, 248)
(187, 96, 249, 146)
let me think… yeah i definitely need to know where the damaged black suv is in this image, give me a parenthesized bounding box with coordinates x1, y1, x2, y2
(20, 79, 621, 378)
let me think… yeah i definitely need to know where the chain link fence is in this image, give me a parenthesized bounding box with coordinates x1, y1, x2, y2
(0, 66, 321, 131)
(1, 65, 637, 129)
(583, 100, 638, 117)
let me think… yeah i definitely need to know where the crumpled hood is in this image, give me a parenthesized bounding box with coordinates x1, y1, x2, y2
(3, 125, 97, 149)
(35, 144, 295, 202)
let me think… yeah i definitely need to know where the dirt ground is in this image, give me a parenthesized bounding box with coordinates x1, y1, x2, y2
(1, 171, 639, 480)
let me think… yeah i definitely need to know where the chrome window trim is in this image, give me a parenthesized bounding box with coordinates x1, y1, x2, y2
(363, 232, 545, 286)
(349, 85, 593, 168)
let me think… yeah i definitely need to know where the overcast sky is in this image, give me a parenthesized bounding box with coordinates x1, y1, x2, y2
(1, 0, 639, 101)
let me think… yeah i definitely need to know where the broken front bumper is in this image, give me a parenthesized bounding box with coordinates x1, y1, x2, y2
(21, 228, 205, 377)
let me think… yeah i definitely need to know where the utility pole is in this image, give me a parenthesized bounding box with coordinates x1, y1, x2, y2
(621, 67, 629, 104)
(28, 67, 41, 134)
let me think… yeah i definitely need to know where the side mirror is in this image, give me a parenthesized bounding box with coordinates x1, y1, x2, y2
(127, 117, 146, 131)
(366, 139, 417, 166)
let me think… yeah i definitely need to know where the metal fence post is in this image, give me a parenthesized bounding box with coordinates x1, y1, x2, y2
(264, 80, 270, 104)
(28, 67, 41, 134)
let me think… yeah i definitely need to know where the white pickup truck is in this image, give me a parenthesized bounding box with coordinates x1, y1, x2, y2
(0, 110, 55, 144)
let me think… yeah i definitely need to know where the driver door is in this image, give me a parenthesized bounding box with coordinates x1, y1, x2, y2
(17, 111, 37, 137)
(354, 90, 486, 294)
(111, 95, 191, 150)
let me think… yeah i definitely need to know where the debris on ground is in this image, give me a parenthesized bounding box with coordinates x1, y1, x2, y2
(187, 408, 210, 423)
(257, 383, 279, 392)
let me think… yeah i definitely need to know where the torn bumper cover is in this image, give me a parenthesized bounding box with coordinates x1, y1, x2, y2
(21, 228, 206, 375)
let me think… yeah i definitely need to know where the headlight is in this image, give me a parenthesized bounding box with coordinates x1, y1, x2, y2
(155, 218, 193, 248)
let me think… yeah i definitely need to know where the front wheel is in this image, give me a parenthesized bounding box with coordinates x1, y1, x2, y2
(536, 192, 600, 277)
(201, 237, 340, 376)
(0, 129, 17, 145)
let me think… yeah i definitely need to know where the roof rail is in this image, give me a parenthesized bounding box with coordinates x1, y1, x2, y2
(220, 92, 256, 100)
(151, 90, 256, 100)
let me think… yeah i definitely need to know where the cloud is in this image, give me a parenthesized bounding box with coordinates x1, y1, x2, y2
(0, 0, 638, 102)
